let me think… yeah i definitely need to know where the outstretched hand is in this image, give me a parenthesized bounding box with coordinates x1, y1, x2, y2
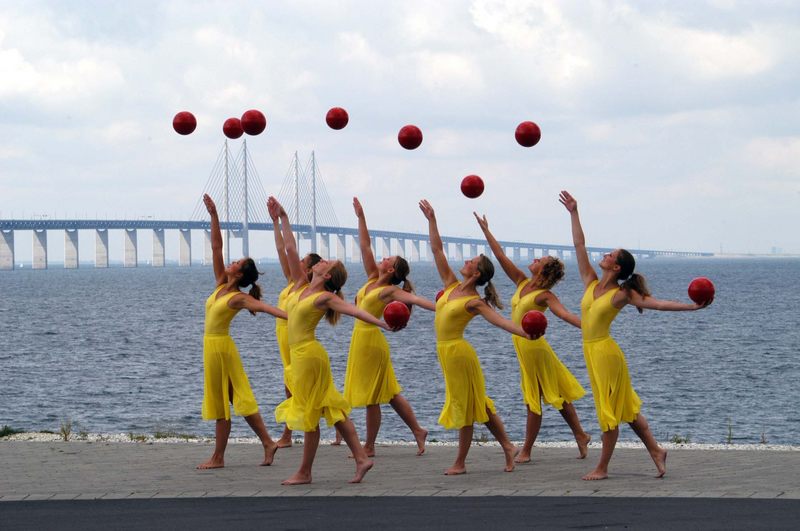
(559, 190, 577, 213)
(473, 212, 489, 232)
(268, 196, 286, 219)
(203, 194, 217, 216)
(353, 197, 364, 218)
(419, 199, 435, 220)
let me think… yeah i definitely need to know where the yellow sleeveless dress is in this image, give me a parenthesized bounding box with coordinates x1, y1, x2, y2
(275, 281, 295, 390)
(435, 282, 496, 429)
(511, 280, 585, 415)
(274, 290, 351, 431)
(580, 280, 642, 431)
(343, 280, 402, 407)
(201, 284, 259, 420)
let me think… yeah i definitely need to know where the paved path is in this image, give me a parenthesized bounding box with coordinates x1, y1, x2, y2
(2, 441, 798, 500)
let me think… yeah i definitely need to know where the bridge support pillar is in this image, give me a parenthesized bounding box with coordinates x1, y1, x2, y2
(468, 244, 477, 258)
(124, 229, 138, 268)
(378, 237, 389, 259)
(95, 230, 108, 268)
(410, 240, 420, 262)
(203, 230, 213, 265)
(453, 243, 463, 262)
(335, 234, 346, 262)
(32, 230, 47, 269)
(64, 229, 79, 269)
(0, 230, 14, 270)
(319, 233, 330, 259)
(426, 241, 433, 262)
(350, 236, 361, 263)
(396, 238, 406, 258)
(542, 249, 550, 258)
(513, 247, 520, 263)
(152, 229, 165, 267)
(179, 229, 192, 266)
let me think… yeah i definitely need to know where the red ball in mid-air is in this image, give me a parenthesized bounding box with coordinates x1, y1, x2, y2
(461, 175, 484, 199)
(515, 121, 541, 147)
(241, 109, 267, 136)
(172, 111, 197, 135)
(688, 277, 715, 305)
(398, 125, 423, 150)
(326, 107, 349, 130)
(223, 117, 244, 139)
(435, 289, 444, 302)
(384, 301, 411, 329)
(521, 310, 547, 337)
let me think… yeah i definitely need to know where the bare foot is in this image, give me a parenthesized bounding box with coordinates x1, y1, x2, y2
(576, 433, 591, 459)
(654, 448, 667, 478)
(503, 445, 518, 472)
(330, 438, 342, 446)
(347, 449, 376, 459)
(444, 465, 466, 475)
(281, 471, 312, 485)
(514, 450, 531, 464)
(582, 468, 608, 480)
(260, 441, 278, 466)
(349, 459, 374, 483)
(196, 457, 224, 470)
(277, 437, 293, 448)
(414, 428, 428, 456)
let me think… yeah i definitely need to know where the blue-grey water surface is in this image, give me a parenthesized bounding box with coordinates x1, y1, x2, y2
(1, 258, 798, 445)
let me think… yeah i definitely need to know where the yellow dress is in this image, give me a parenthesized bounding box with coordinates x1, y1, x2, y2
(435, 282, 496, 429)
(580, 280, 642, 432)
(343, 280, 403, 407)
(274, 290, 351, 431)
(201, 284, 259, 420)
(510, 280, 585, 415)
(275, 281, 295, 390)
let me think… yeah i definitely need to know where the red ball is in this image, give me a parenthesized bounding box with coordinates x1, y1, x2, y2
(515, 121, 541, 147)
(461, 175, 484, 199)
(383, 301, 411, 329)
(241, 109, 267, 136)
(521, 310, 548, 337)
(172, 111, 196, 135)
(688, 277, 715, 305)
(326, 107, 349, 130)
(223, 117, 244, 139)
(435, 289, 444, 302)
(398, 125, 423, 150)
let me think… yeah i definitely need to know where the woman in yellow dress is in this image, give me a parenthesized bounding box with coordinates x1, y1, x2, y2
(559, 190, 711, 480)
(270, 206, 321, 448)
(419, 199, 531, 475)
(340, 197, 435, 457)
(474, 212, 591, 463)
(197, 194, 288, 470)
(269, 197, 397, 485)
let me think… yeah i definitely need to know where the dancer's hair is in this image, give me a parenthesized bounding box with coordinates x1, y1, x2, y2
(537, 257, 565, 290)
(323, 261, 347, 325)
(476, 255, 503, 309)
(616, 249, 650, 313)
(389, 256, 415, 294)
(304, 253, 322, 281)
(238, 258, 263, 315)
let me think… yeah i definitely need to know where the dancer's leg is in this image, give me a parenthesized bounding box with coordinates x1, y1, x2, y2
(389, 394, 428, 455)
(629, 414, 667, 477)
(282, 427, 320, 485)
(559, 402, 591, 459)
(516, 405, 541, 464)
(583, 427, 618, 480)
(243, 412, 278, 465)
(277, 385, 293, 448)
(445, 425, 472, 475)
(484, 408, 517, 472)
(336, 418, 374, 483)
(364, 404, 381, 457)
(197, 418, 231, 469)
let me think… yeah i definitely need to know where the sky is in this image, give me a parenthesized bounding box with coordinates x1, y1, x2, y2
(1, 0, 799, 262)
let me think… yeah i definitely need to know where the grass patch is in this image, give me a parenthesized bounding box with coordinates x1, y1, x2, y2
(0, 425, 24, 438)
(59, 419, 72, 442)
(154, 430, 196, 441)
(669, 433, 691, 444)
(128, 433, 148, 443)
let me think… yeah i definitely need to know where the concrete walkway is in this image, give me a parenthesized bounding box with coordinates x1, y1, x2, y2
(2, 441, 798, 501)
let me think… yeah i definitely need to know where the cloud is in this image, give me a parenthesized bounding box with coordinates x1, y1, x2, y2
(744, 136, 800, 177)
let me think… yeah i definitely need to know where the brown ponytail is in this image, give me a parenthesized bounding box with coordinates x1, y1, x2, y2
(323, 261, 348, 325)
(616, 249, 651, 313)
(476, 255, 503, 309)
(483, 280, 503, 309)
(238, 258, 263, 315)
(390, 256, 415, 294)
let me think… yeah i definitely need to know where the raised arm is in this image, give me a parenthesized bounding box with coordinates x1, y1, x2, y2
(270, 202, 291, 282)
(317, 293, 395, 331)
(353, 197, 378, 278)
(203, 194, 226, 286)
(229, 294, 289, 319)
(419, 199, 457, 287)
(382, 286, 436, 312)
(468, 300, 533, 339)
(473, 212, 526, 285)
(622, 290, 711, 312)
(269, 196, 306, 286)
(536, 291, 581, 329)
(559, 191, 597, 288)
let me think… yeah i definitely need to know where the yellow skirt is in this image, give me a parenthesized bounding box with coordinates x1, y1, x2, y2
(275, 322, 292, 391)
(201, 334, 259, 420)
(513, 335, 585, 415)
(436, 339, 496, 430)
(583, 336, 642, 432)
(275, 339, 351, 432)
(344, 327, 402, 407)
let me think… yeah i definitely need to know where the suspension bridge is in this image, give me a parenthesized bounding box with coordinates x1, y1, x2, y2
(0, 143, 712, 270)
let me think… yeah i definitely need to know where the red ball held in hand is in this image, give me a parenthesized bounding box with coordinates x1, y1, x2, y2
(383, 301, 411, 329)
(688, 277, 715, 305)
(461, 175, 485, 199)
(521, 310, 547, 337)
(172, 111, 197, 135)
(223, 117, 244, 139)
(515, 121, 541, 147)
(241, 109, 267, 136)
(326, 107, 349, 130)
(398, 125, 423, 150)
